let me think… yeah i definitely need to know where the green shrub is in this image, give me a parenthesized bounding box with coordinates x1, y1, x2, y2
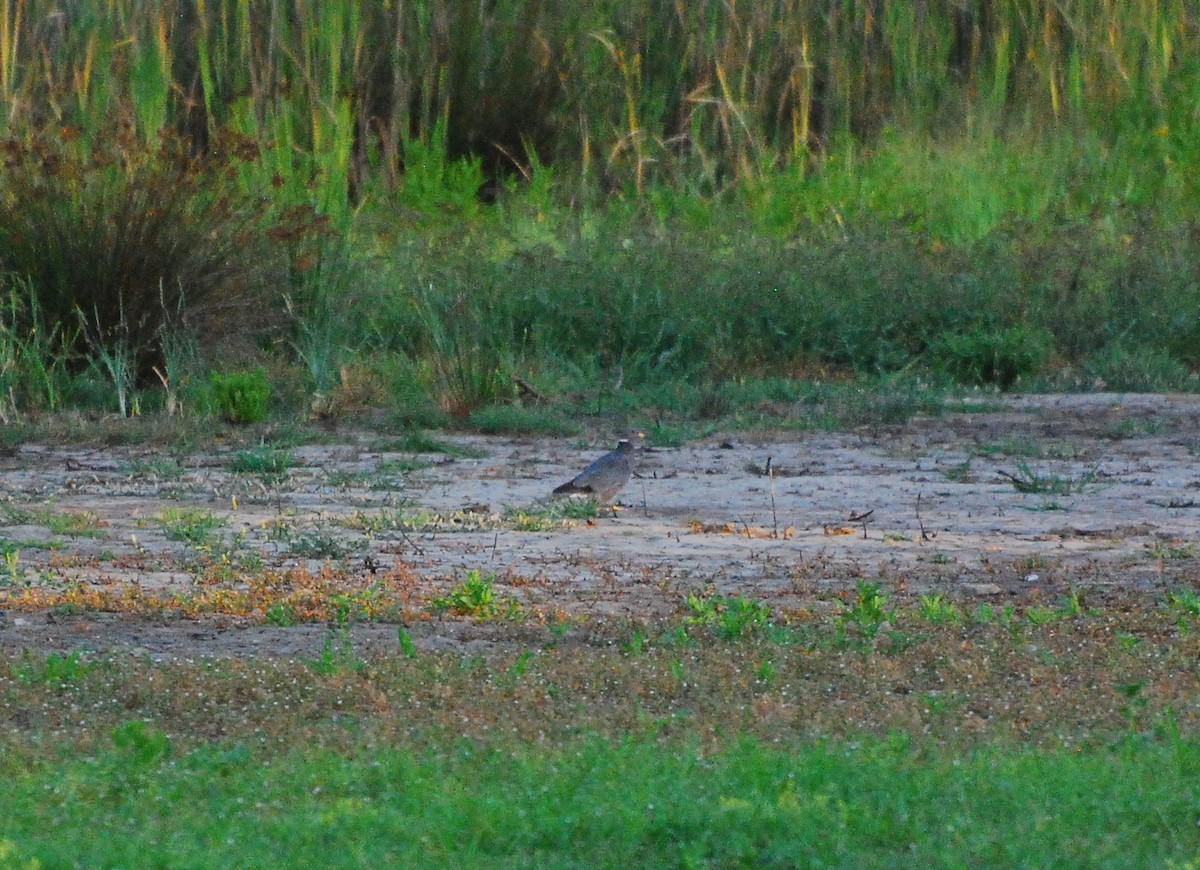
(1082, 344, 1194, 392)
(0, 129, 284, 382)
(931, 324, 1054, 389)
(210, 369, 271, 424)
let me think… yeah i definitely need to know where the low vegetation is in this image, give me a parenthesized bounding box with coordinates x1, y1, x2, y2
(3, 588, 1200, 865)
(0, 2, 1197, 864)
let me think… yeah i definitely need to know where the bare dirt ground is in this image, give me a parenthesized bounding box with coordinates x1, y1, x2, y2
(3, 392, 1200, 659)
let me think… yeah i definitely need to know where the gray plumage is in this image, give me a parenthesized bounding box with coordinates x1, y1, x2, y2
(553, 434, 642, 503)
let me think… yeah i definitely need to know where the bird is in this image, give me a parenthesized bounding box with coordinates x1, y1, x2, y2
(552, 433, 644, 504)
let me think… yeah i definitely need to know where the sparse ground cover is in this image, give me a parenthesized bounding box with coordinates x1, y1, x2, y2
(2, 586, 1200, 866)
(1, 2, 1200, 864)
(3, 395, 1200, 865)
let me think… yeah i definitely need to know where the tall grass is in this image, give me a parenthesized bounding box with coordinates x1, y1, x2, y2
(0, 1, 1191, 209)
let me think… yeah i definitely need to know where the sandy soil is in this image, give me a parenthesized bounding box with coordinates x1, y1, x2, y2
(3, 392, 1200, 658)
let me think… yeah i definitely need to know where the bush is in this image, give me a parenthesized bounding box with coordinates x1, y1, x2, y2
(209, 369, 271, 424)
(930, 324, 1054, 389)
(0, 127, 285, 383)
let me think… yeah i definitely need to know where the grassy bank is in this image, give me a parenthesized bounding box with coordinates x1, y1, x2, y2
(3, 734, 1196, 867)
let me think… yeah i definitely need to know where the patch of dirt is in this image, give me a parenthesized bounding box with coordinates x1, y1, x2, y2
(3, 393, 1200, 658)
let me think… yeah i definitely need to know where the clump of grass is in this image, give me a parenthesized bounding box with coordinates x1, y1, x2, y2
(916, 594, 961, 625)
(468, 405, 578, 436)
(374, 431, 485, 458)
(0, 129, 282, 385)
(930, 324, 1054, 389)
(230, 445, 294, 482)
(210, 369, 272, 425)
(155, 508, 225, 547)
(505, 499, 602, 530)
(998, 462, 1097, 495)
(12, 650, 96, 688)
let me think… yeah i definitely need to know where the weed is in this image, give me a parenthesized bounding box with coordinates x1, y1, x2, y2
(917, 594, 961, 625)
(375, 431, 485, 458)
(210, 369, 271, 425)
(265, 601, 297, 627)
(930, 324, 1053, 389)
(14, 650, 94, 688)
(684, 592, 771, 640)
(1148, 541, 1194, 561)
(1103, 418, 1163, 440)
(109, 720, 172, 766)
(396, 627, 419, 659)
(1000, 462, 1097, 495)
(230, 445, 294, 482)
(42, 510, 107, 539)
(837, 581, 895, 641)
(1115, 681, 1149, 733)
(1167, 589, 1200, 617)
(375, 457, 433, 475)
(432, 570, 513, 619)
(269, 521, 357, 560)
(155, 508, 225, 547)
(929, 552, 951, 564)
(0, 542, 20, 582)
(1026, 605, 1061, 626)
(121, 458, 185, 480)
(505, 499, 602, 530)
(940, 460, 973, 482)
(468, 405, 577, 436)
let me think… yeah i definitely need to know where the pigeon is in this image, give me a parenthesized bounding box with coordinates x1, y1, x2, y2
(552, 433, 644, 504)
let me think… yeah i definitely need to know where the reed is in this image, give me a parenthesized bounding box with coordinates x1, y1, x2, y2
(0, 1, 1189, 208)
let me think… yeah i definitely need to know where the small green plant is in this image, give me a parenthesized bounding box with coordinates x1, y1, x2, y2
(1026, 605, 1061, 626)
(265, 601, 297, 627)
(109, 719, 172, 766)
(917, 593, 961, 625)
(1148, 541, 1194, 561)
(0, 541, 20, 582)
(837, 581, 896, 641)
(14, 649, 94, 687)
(940, 460, 973, 482)
(42, 510, 107, 538)
(468, 405, 577, 436)
(269, 520, 355, 560)
(999, 462, 1097, 495)
(122, 457, 185, 479)
(1167, 588, 1200, 617)
(210, 368, 271, 424)
(433, 570, 513, 618)
(230, 444, 294, 481)
(375, 431, 486, 458)
(156, 508, 225, 547)
(684, 592, 771, 639)
(506, 499, 602, 530)
(1115, 681, 1148, 733)
(396, 627, 419, 659)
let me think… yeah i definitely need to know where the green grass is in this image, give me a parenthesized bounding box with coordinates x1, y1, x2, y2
(230, 445, 296, 482)
(2, 731, 1198, 868)
(154, 508, 226, 547)
(2, 591, 1200, 865)
(0, 3, 1191, 426)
